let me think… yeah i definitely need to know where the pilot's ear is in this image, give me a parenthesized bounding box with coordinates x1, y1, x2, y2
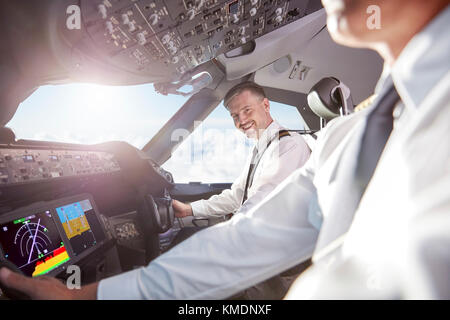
(263, 97, 270, 112)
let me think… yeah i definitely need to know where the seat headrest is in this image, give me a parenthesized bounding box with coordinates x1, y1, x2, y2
(307, 77, 354, 121)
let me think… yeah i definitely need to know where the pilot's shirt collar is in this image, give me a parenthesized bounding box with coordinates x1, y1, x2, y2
(385, 5, 450, 111)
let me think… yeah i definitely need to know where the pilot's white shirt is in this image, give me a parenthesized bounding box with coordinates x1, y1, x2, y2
(97, 6, 450, 300)
(190, 120, 311, 218)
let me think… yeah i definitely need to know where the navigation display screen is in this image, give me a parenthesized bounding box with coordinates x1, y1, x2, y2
(0, 210, 70, 277)
(55, 199, 105, 256)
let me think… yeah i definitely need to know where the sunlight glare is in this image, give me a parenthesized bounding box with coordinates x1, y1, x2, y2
(69, 83, 127, 135)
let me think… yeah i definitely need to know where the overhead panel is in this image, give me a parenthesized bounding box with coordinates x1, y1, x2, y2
(81, 0, 322, 82)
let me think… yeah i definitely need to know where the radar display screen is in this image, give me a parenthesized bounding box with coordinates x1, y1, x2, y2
(0, 211, 70, 277)
(55, 199, 105, 256)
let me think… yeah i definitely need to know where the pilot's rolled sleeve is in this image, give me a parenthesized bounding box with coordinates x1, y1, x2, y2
(190, 177, 245, 218)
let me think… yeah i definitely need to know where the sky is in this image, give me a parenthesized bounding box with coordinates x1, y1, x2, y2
(7, 83, 304, 183)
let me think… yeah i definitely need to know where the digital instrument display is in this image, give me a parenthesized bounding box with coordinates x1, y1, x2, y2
(22, 155, 34, 162)
(0, 195, 107, 278)
(0, 211, 70, 277)
(55, 199, 106, 256)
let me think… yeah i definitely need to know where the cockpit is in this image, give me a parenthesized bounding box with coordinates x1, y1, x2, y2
(0, 0, 384, 299)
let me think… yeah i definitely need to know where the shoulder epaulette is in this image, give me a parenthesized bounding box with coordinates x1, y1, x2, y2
(278, 130, 291, 140)
(354, 94, 377, 112)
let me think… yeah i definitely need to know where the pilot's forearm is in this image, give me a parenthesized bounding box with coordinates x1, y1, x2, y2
(73, 282, 99, 300)
(0, 267, 98, 300)
(191, 189, 242, 218)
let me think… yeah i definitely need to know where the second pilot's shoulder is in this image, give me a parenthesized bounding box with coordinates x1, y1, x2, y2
(276, 130, 310, 153)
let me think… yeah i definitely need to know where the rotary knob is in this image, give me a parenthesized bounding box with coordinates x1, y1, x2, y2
(161, 34, 171, 44)
(168, 46, 178, 55)
(187, 9, 196, 20)
(121, 14, 130, 25)
(137, 32, 146, 45)
(149, 13, 159, 26)
(128, 22, 136, 32)
(165, 172, 174, 183)
(105, 21, 114, 34)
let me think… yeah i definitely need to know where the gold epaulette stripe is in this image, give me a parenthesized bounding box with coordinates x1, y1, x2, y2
(354, 94, 377, 112)
(278, 131, 291, 139)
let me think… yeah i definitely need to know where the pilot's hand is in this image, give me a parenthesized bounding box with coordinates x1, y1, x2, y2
(0, 267, 97, 300)
(172, 199, 193, 218)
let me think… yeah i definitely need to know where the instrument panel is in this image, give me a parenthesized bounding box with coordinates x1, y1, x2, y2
(0, 147, 120, 186)
(0, 139, 179, 283)
(0, 194, 109, 277)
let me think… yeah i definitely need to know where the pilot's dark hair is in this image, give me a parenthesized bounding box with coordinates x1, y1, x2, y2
(223, 81, 267, 109)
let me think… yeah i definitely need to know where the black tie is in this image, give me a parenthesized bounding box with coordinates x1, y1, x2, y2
(314, 77, 401, 260)
(241, 130, 291, 204)
(242, 146, 259, 204)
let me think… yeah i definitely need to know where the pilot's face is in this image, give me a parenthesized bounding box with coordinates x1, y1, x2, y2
(322, 0, 395, 48)
(228, 90, 272, 140)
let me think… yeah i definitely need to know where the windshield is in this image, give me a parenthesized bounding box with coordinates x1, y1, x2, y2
(6, 83, 189, 149)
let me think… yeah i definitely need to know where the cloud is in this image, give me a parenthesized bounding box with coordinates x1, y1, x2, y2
(163, 127, 255, 183)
